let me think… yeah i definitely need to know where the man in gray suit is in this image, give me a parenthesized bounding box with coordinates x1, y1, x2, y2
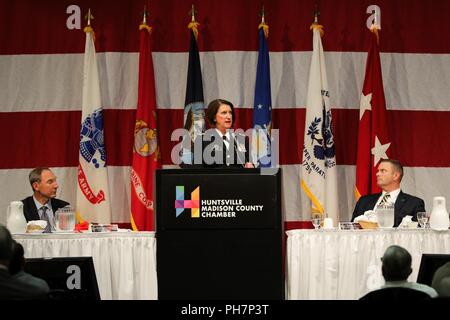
(352, 159, 425, 227)
(21, 167, 69, 232)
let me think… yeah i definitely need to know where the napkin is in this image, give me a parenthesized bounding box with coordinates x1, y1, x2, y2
(398, 215, 418, 229)
(74, 221, 90, 232)
(354, 210, 378, 223)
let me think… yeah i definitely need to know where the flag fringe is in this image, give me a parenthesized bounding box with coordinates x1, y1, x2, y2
(83, 25, 96, 41)
(139, 23, 152, 33)
(370, 24, 380, 44)
(258, 21, 269, 38)
(301, 179, 325, 216)
(188, 21, 200, 40)
(310, 23, 324, 37)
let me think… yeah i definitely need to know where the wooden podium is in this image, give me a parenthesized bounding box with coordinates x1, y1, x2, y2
(156, 168, 283, 299)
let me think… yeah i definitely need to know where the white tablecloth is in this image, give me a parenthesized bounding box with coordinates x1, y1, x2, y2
(286, 229, 450, 300)
(13, 231, 157, 300)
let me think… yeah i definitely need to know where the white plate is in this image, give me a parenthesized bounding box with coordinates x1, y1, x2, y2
(52, 230, 76, 234)
(26, 230, 45, 234)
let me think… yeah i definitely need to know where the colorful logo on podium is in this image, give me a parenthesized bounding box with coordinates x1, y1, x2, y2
(175, 186, 200, 218)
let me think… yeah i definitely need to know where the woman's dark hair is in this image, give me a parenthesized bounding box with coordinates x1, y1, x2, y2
(205, 99, 235, 127)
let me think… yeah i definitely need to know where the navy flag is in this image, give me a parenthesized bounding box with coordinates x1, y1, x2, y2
(181, 14, 205, 166)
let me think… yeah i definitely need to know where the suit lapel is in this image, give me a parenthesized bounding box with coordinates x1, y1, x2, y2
(368, 193, 381, 210)
(25, 196, 40, 221)
(395, 191, 407, 214)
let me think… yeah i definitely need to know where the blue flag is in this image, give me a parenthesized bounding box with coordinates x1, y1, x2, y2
(253, 26, 272, 167)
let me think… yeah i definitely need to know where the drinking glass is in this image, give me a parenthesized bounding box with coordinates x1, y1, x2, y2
(417, 212, 429, 229)
(311, 214, 322, 230)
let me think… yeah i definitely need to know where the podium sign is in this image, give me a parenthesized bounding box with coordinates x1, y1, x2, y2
(156, 168, 283, 299)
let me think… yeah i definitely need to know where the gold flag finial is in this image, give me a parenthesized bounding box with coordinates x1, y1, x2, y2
(258, 6, 269, 38)
(139, 5, 152, 33)
(85, 8, 94, 26)
(189, 4, 197, 23)
(260, 6, 266, 24)
(310, 5, 324, 37)
(313, 5, 320, 24)
(84, 8, 95, 38)
(142, 6, 148, 25)
(188, 5, 199, 40)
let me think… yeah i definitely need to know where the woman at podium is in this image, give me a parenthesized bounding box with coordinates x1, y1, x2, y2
(201, 99, 254, 168)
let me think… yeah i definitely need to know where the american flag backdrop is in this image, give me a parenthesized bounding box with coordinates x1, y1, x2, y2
(1, 0, 450, 229)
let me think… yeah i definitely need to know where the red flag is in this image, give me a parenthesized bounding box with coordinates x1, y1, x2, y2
(355, 28, 391, 199)
(130, 16, 161, 231)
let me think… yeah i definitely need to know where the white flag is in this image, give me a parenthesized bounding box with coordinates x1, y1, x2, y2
(76, 26, 112, 224)
(301, 25, 339, 225)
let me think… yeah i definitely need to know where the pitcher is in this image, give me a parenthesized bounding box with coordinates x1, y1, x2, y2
(54, 206, 75, 231)
(6, 201, 27, 234)
(429, 196, 450, 230)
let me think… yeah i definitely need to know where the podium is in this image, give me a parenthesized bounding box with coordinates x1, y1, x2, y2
(156, 168, 283, 299)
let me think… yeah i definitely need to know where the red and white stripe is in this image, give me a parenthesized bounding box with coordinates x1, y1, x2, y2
(1, 0, 450, 227)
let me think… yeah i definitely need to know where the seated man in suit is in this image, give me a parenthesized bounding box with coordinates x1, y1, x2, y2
(0, 226, 48, 299)
(22, 167, 69, 233)
(352, 159, 425, 227)
(9, 241, 49, 295)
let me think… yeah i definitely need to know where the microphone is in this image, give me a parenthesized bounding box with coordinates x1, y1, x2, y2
(231, 132, 246, 168)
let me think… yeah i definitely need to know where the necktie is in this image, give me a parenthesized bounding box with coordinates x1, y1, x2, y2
(222, 135, 229, 165)
(41, 206, 52, 233)
(379, 193, 391, 206)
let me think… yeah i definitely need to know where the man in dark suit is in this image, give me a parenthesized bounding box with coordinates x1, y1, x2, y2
(21, 167, 69, 232)
(0, 225, 47, 299)
(352, 159, 425, 227)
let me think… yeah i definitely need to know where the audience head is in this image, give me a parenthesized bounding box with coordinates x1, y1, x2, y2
(376, 159, 404, 192)
(29, 167, 59, 202)
(9, 241, 25, 275)
(0, 225, 14, 267)
(431, 262, 450, 297)
(381, 245, 412, 282)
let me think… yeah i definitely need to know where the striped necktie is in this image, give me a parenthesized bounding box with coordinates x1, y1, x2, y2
(379, 193, 391, 206)
(41, 206, 52, 233)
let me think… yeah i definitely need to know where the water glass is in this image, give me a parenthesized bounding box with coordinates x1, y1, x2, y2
(311, 214, 322, 230)
(417, 211, 429, 229)
(54, 206, 76, 231)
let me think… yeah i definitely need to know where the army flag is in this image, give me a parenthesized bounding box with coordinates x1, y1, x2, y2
(355, 26, 391, 199)
(76, 16, 112, 224)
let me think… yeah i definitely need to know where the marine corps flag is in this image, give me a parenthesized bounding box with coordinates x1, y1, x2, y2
(355, 26, 391, 199)
(301, 18, 339, 225)
(130, 11, 161, 231)
(76, 10, 112, 224)
(180, 8, 205, 165)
